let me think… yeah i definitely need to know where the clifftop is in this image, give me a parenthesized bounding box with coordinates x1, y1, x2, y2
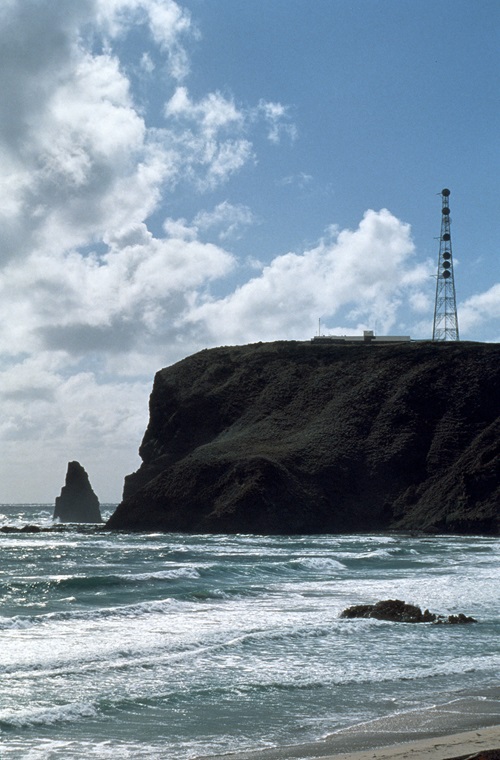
(107, 340, 499, 534)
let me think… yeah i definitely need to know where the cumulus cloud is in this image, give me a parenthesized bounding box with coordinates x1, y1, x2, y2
(0, 225, 234, 360)
(186, 209, 428, 344)
(459, 283, 500, 332)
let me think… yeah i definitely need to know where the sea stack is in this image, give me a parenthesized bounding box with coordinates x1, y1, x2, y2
(54, 461, 102, 523)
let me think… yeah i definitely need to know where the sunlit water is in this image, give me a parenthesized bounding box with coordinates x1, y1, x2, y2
(0, 504, 499, 759)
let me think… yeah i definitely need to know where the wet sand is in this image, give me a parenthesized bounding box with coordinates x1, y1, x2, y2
(212, 690, 500, 760)
(321, 726, 500, 760)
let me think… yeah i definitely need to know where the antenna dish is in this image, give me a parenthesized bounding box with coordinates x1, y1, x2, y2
(442, 188, 450, 196)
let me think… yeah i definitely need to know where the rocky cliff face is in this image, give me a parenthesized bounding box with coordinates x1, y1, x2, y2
(107, 341, 499, 534)
(54, 461, 102, 523)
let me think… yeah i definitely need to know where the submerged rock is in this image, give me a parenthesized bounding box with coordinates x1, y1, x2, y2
(106, 340, 500, 534)
(54, 461, 102, 523)
(0, 524, 41, 533)
(340, 599, 476, 624)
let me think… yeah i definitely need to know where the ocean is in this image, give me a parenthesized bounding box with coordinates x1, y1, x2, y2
(1, 504, 499, 760)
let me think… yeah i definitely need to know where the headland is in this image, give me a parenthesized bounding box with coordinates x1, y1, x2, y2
(107, 340, 499, 534)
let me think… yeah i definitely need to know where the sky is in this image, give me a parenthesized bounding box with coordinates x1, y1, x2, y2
(0, 0, 499, 503)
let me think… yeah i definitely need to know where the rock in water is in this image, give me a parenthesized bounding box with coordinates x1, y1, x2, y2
(106, 340, 500, 534)
(340, 599, 476, 624)
(54, 461, 102, 523)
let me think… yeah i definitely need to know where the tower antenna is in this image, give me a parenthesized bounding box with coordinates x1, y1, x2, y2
(432, 188, 459, 341)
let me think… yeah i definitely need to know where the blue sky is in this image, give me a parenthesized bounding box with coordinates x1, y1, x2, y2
(0, 0, 498, 502)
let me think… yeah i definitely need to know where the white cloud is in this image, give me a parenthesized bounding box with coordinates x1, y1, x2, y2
(459, 283, 500, 332)
(0, 358, 150, 502)
(162, 88, 299, 190)
(0, 226, 234, 361)
(165, 86, 243, 130)
(0, 1, 265, 271)
(409, 291, 432, 314)
(95, 0, 193, 79)
(185, 209, 425, 344)
(0, 0, 284, 358)
(257, 100, 298, 144)
(277, 172, 313, 188)
(0, 12, 172, 265)
(193, 201, 257, 240)
(140, 51, 155, 73)
(163, 86, 254, 190)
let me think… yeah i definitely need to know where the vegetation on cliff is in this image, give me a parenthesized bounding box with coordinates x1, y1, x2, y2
(107, 340, 499, 534)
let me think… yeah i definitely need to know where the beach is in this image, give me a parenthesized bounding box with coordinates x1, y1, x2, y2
(216, 691, 500, 760)
(216, 726, 500, 760)
(323, 727, 500, 760)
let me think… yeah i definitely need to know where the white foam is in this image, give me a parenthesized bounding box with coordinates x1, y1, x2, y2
(0, 701, 97, 728)
(1, 738, 175, 759)
(293, 556, 346, 571)
(123, 566, 201, 581)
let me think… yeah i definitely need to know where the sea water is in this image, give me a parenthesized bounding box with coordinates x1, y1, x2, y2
(0, 504, 499, 760)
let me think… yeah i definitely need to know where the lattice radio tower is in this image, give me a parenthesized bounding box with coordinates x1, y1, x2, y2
(432, 188, 459, 340)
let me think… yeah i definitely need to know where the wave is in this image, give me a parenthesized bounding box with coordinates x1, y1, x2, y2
(0, 701, 98, 730)
(0, 584, 271, 632)
(0, 596, 185, 632)
(0, 565, 201, 595)
(194, 556, 347, 583)
(288, 556, 346, 572)
(128, 567, 201, 582)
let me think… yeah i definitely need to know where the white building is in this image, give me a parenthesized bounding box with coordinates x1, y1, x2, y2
(311, 330, 411, 344)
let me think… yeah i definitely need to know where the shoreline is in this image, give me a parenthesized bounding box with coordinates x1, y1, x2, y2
(320, 726, 500, 760)
(214, 726, 500, 760)
(210, 690, 500, 760)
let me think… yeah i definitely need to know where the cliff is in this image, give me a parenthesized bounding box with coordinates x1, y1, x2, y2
(107, 340, 499, 534)
(54, 461, 102, 523)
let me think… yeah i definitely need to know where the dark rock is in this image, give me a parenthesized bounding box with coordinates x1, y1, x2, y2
(444, 613, 477, 625)
(106, 340, 500, 534)
(340, 599, 476, 624)
(340, 599, 434, 622)
(1, 524, 41, 533)
(54, 461, 102, 523)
